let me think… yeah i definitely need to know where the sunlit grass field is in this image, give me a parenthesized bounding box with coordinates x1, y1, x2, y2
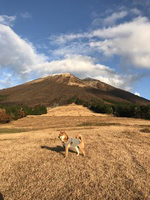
(1, 104, 150, 199)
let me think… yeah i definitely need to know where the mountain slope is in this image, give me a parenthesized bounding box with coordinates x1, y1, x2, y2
(83, 77, 149, 105)
(0, 73, 149, 106)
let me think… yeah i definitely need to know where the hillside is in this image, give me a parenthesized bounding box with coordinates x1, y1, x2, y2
(45, 103, 108, 116)
(0, 73, 149, 107)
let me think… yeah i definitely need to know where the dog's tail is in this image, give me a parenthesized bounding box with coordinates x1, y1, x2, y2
(77, 134, 83, 141)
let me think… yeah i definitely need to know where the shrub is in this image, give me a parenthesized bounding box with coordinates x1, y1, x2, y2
(0, 95, 8, 101)
(87, 100, 150, 120)
(31, 105, 47, 115)
(113, 104, 150, 120)
(0, 109, 11, 123)
(20, 105, 47, 115)
(66, 96, 85, 105)
(114, 105, 132, 117)
(89, 103, 113, 114)
(140, 105, 150, 119)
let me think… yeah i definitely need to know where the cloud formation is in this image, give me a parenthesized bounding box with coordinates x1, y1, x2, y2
(135, 92, 140, 96)
(90, 17, 150, 68)
(33, 54, 138, 91)
(0, 23, 135, 91)
(103, 11, 127, 26)
(0, 15, 16, 26)
(50, 16, 150, 69)
(0, 23, 47, 77)
(20, 12, 32, 19)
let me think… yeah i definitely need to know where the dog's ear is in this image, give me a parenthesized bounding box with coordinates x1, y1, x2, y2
(64, 132, 68, 139)
(63, 133, 69, 142)
(60, 131, 64, 136)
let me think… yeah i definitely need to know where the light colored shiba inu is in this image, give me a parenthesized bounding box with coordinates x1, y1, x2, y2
(58, 131, 86, 158)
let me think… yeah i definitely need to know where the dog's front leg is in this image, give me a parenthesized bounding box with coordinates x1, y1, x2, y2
(65, 144, 70, 158)
(75, 146, 80, 156)
(65, 146, 69, 158)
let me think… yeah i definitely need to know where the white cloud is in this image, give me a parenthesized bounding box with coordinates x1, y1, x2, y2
(49, 32, 86, 45)
(0, 15, 16, 26)
(90, 17, 150, 68)
(0, 24, 47, 76)
(103, 11, 127, 26)
(130, 8, 141, 15)
(51, 16, 150, 69)
(92, 8, 140, 27)
(20, 12, 32, 19)
(135, 92, 140, 96)
(0, 72, 15, 89)
(51, 41, 91, 56)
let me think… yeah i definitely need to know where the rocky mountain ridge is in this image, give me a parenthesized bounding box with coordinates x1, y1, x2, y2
(0, 73, 149, 106)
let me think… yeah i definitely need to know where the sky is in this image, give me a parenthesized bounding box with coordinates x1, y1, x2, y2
(0, 0, 150, 100)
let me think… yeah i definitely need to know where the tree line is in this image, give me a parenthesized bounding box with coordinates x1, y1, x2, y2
(89, 103, 150, 120)
(66, 96, 150, 120)
(0, 104, 47, 123)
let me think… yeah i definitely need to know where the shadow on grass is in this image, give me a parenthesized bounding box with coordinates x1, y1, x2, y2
(140, 128, 150, 133)
(0, 192, 4, 200)
(41, 145, 77, 157)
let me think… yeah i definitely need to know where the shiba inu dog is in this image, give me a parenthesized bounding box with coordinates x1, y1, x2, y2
(58, 131, 86, 158)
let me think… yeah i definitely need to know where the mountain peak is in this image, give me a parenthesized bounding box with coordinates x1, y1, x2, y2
(54, 73, 87, 88)
(0, 73, 149, 106)
(25, 73, 73, 85)
(50, 72, 72, 77)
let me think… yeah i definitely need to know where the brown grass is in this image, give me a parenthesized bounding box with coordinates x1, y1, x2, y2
(0, 104, 150, 199)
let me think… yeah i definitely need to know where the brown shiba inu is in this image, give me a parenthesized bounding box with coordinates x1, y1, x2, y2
(58, 131, 86, 158)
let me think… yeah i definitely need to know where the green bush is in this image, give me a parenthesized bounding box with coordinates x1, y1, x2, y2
(89, 103, 113, 114)
(21, 105, 47, 115)
(87, 100, 150, 120)
(113, 104, 150, 119)
(31, 105, 47, 115)
(66, 96, 85, 105)
(140, 105, 150, 119)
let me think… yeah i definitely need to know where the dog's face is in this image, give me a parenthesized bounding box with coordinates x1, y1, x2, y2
(58, 131, 68, 143)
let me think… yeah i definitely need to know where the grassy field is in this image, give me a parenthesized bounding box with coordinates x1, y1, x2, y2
(0, 104, 150, 200)
(0, 128, 30, 134)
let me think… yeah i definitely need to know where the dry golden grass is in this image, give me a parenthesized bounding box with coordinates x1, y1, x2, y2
(1, 104, 150, 199)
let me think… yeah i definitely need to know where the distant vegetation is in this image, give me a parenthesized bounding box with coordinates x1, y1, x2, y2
(90, 103, 150, 120)
(0, 94, 8, 101)
(0, 105, 47, 123)
(66, 96, 150, 120)
(1, 94, 150, 123)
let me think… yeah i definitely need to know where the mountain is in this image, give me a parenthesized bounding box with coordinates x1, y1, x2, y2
(0, 73, 149, 107)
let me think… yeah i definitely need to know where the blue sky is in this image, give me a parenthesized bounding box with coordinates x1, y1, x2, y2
(0, 0, 150, 100)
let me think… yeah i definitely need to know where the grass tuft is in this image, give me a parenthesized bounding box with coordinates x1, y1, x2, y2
(78, 122, 121, 126)
(0, 128, 29, 134)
